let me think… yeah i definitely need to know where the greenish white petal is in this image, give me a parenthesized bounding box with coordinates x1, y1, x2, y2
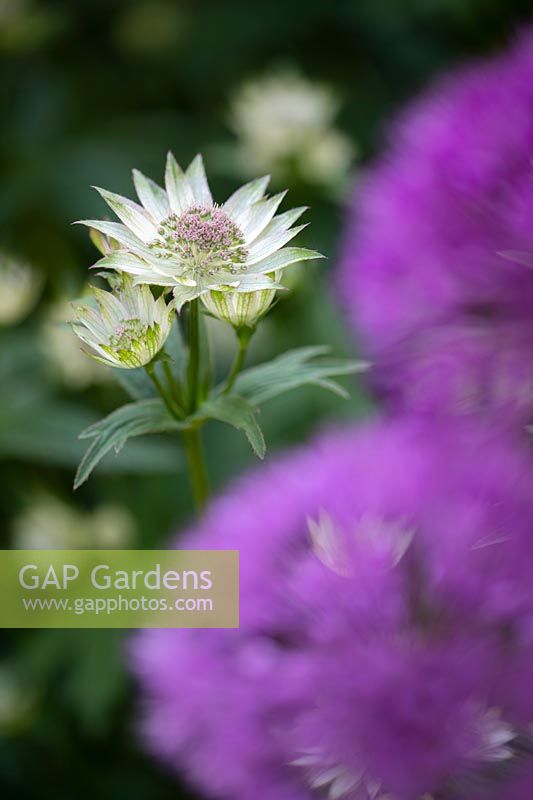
(77, 220, 146, 252)
(240, 190, 287, 242)
(185, 154, 213, 206)
(94, 187, 158, 243)
(132, 169, 169, 222)
(223, 175, 270, 221)
(165, 151, 195, 213)
(172, 282, 202, 311)
(247, 246, 322, 274)
(247, 223, 309, 265)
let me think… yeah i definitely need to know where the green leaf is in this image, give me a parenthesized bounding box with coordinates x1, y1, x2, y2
(198, 395, 265, 459)
(114, 367, 155, 400)
(230, 346, 368, 404)
(74, 399, 184, 489)
(0, 395, 179, 474)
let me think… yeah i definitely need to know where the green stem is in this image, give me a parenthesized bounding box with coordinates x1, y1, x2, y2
(183, 299, 211, 513)
(163, 359, 184, 409)
(187, 298, 200, 413)
(222, 327, 254, 394)
(182, 428, 209, 512)
(145, 363, 182, 419)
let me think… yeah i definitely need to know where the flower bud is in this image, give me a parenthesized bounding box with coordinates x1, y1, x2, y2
(202, 272, 279, 328)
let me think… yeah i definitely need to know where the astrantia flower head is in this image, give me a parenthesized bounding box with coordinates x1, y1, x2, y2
(71, 275, 173, 369)
(78, 153, 321, 311)
(337, 30, 533, 429)
(131, 417, 533, 800)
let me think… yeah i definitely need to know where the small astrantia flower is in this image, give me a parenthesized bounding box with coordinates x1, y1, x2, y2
(13, 495, 135, 550)
(78, 153, 321, 310)
(71, 276, 173, 369)
(201, 270, 279, 328)
(229, 70, 355, 187)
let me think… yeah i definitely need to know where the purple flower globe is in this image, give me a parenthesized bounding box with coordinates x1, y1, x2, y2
(337, 31, 533, 428)
(130, 417, 533, 800)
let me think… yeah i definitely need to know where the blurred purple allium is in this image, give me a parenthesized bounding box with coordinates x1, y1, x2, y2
(131, 418, 533, 800)
(337, 31, 533, 428)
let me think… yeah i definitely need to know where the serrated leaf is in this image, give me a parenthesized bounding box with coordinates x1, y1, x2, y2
(230, 346, 368, 405)
(75, 399, 184, 489)
(198, 395, 265, 459)
(0, 393, 179, 474)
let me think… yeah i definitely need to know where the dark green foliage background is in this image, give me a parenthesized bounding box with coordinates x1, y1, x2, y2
(0, 1, 531, 797)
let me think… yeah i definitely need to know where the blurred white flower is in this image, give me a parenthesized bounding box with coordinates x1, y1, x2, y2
(299, 130, 355, 186)
(12, 496, 136, 550)
(0, 252, 42, 326)
(42, 297, 110, 389)
(71, 275, 173, 369)
(91, 505, 137, 549)
(78, 153, 321, 310)
(229, 71, 355, 187)
(0, 666, 34, 734)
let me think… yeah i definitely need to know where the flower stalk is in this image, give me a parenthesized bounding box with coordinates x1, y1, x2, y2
(145, 362, 182, 420)
(184, 300, 210, 514)
(182, 427, 210, 513)
(187, 298, 201, 413)
(222, 326, 254, 394)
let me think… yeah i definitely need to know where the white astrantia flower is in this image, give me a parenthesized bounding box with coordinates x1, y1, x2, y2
(13, 496, 136, 550)
(71, 275, 173, 369)
(77, 153, 322, 311)
(0, 252, 42, 326)
(230, 71, 355, 186)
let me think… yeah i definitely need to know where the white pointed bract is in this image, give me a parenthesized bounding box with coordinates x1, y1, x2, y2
(308, 511, 413, 578)
(77, 153, 322, 311)
(71, 275, 173, 369)
(291, 750, 393, 800)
